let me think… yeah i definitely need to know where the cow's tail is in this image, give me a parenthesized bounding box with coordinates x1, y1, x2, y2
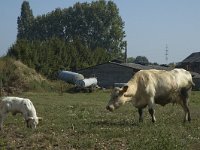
(185, 80, 195, 91)
(191, 80, 195, 87)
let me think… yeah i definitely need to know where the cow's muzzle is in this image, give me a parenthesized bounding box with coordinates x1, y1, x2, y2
(106, 105, 114, 112)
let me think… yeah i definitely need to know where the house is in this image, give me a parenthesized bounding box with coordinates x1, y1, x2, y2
(77, 62, 172, 88)
(179, 52, 200, 73)
(190, 72, 200, 90)
(177, 52, 200, 90)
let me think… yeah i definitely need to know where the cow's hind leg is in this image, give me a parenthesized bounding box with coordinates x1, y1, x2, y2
(180, 88, 191, 122)
(180, 101, 191, 122)
(181, 100, 191, 122)
(148, 109, 156, 123)
(138, 108, 144, 122)
(148, 98, 156, 123)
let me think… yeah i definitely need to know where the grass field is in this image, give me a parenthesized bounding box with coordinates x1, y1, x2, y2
(0, 90, 200, 149)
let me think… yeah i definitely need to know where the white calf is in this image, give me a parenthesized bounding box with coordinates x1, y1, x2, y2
(0, 97, 42, 130)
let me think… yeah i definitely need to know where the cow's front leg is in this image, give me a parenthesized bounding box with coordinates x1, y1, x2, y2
(138, 108, 144, 122)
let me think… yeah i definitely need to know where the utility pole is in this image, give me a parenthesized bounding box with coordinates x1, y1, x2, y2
(165, 44, 168, 64)
(124, 41, 127, 63)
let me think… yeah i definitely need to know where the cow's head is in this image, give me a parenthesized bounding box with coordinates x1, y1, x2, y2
(106, 85, 131, 111)
(26, 117, 42, 129)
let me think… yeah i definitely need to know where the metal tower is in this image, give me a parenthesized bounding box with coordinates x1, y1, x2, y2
(165, 44, 168, 64)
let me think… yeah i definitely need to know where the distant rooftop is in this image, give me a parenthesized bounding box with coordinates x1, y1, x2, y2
(182, 52, 200, 63)
(121, 63, 173, 71)
(77, 61, 173, 72)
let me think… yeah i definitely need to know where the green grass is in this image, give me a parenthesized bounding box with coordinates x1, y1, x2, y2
(0, 90, 200, 149)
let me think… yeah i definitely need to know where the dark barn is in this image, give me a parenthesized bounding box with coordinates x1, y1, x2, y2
(177, 52, 200, 90)
(77, 62, 171, 88)
(179, 52, 200, 74)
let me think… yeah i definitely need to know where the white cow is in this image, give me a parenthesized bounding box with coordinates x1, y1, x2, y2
(0, 97, 42, 130)
(106, 68, 194, 122)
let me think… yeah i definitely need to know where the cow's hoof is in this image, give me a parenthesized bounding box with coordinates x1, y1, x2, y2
(188, 118, 191, 122)
(139, 119, 143, 123)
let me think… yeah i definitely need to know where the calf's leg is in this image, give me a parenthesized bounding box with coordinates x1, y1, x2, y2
(0, 116, 3, 130)
(0, 113, 7, 130)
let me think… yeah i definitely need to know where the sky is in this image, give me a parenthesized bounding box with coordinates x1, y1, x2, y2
(1, 0, 200, 64)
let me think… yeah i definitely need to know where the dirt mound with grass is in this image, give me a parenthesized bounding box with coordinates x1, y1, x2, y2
(13, 60, 45, 82)
(0, 58, 50, 95)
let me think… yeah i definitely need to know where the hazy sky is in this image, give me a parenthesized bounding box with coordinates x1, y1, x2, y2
(1, 0, 200, 64)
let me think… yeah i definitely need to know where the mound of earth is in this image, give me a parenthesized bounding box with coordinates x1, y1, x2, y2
(0, 58, 48, 95)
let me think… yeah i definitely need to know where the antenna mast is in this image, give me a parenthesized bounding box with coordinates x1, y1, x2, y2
(124, 41, 127, 63)
(165, 44, 168, 64)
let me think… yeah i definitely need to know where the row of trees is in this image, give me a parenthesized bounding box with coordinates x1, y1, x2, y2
(8, 0, 126, 79)
(127, 56, 150, 65)
(8, 38, 110, 79)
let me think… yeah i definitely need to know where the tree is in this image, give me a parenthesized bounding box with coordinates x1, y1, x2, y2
(17, 1, 34, 40)
(127, 57, 135, 63)
(85, 0, 125, 58)
(16, 0, 125, 58)
(8, 0, 126, 79)
(134, 56, 149, 65)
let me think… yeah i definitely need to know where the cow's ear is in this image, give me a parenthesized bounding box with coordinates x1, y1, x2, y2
(37, 117, 43, 121)
(27, 117, 34, 121)
(122, 85, 128, 92)
(119, 85, 128, 95)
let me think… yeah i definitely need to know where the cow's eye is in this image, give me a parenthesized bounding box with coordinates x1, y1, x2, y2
(114, 95, 118, 99)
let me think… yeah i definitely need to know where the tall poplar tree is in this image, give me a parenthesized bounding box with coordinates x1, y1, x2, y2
(9, 0, 126, 79)
(17, 1, 34, 40)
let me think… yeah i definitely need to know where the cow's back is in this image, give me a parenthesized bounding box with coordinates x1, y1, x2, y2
(1, 97, 34, 114)
(170, 69, 194, 89)
(127, 70, 176, 107)
(134, 69, 176, 94)
(131, 69, 193, 106)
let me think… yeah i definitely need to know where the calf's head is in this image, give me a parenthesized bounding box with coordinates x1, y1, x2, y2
(26, 117, 42, 129)
(106, 85, 131, 111)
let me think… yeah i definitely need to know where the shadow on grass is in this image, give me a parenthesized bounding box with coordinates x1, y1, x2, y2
(67, 87, 97, 94)
(90, 119, 140, 127)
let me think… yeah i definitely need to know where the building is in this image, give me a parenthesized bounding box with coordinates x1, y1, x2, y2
(179, 52, 200, 74)
(178, 52, 200, 90)
(77, 62, 171, 88)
